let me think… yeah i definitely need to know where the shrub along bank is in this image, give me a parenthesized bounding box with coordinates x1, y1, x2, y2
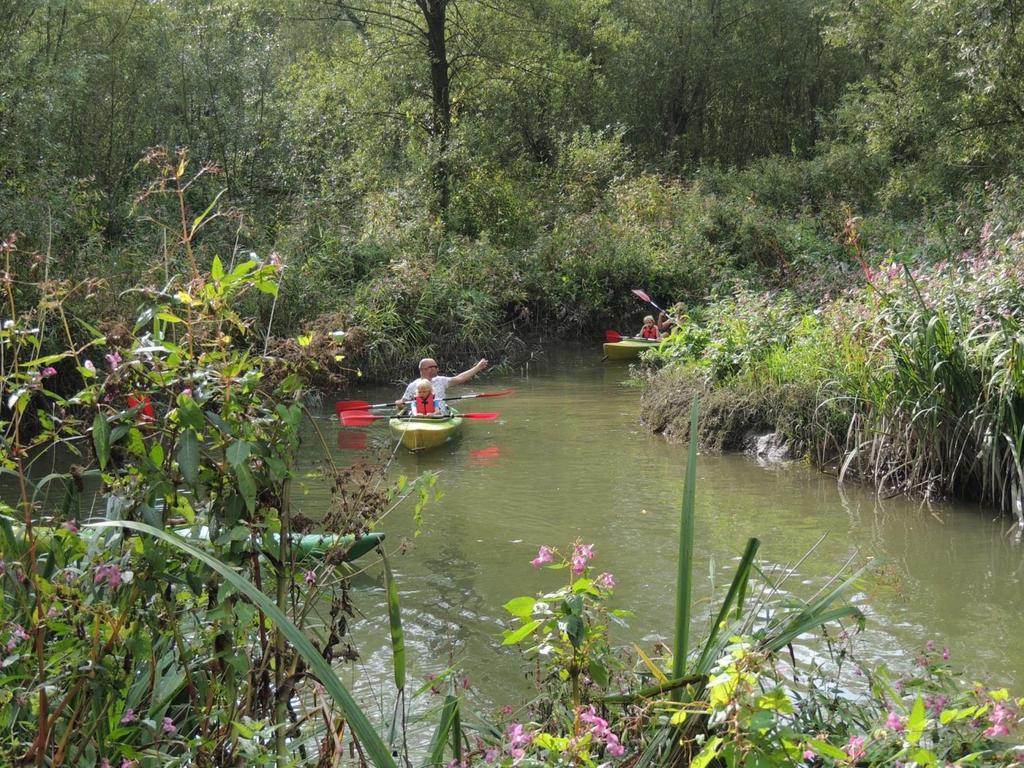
(640, 185, 1024, 522)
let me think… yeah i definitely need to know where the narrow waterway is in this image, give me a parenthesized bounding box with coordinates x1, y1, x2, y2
(302, 346, 1024, 723)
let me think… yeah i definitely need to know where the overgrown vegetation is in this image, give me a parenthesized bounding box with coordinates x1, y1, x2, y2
(643, 188, 1024, 522)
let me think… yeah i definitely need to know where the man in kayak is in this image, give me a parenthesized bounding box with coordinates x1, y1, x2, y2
(398, 357, 489, 415)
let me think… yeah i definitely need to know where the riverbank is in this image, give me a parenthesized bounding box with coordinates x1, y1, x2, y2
(637, 206, 1024, 523)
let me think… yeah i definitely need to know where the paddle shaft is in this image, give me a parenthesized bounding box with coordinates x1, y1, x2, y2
(632, 289, 681, 327)
(336, 389, 513, 413)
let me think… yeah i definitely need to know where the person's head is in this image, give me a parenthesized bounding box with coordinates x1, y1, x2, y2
(414, 378, 434, 398)
(418, 358, 439, 379)
(643, 315, 655, 326)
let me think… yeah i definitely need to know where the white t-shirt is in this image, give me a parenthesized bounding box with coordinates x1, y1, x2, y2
(402, 375, 452, 414)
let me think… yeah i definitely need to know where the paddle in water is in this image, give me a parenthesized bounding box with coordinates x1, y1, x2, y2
(336, 388, 514, 415)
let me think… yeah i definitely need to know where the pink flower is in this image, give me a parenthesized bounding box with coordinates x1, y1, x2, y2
(120, 708, 138, 724)
(180, 388, 192, 398)
(84, 359, 95, 373)
(162, 716, 176, 733)
(530, 545, 554, 568)
(925, 640, 935, 652)
(105, 352, 122, 370)
(845, 735, 865, 760)
(304, 569, 316, 586)
(942, 647, 950, 660)
(803, 749, 816, 761)
(500, 704, 514, 717)
(571, 542, 594, 575)
(41, 366, 57, 378)
(983, 722, 1010, 738)
(606, 735, 625, 757)
(94, 563, 123, 589)
(121, 760, 138, 768)
(6, 624, 28, 651)
(100, 760, 111, 768)
(596, 572, 616, 589)
(62, 520, 79, 534)
(483, 747, 499, 764)
(925, 694, 946, 715)
(885, 710, 904, 732)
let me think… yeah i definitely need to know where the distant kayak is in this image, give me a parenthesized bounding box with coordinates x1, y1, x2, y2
(603, 338, 660, 361)
(389, 409, 464, 452)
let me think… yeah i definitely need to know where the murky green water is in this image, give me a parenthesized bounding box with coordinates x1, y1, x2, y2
(303, 347, 1024, 718)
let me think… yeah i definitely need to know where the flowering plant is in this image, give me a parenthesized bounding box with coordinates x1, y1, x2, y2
(496, 541, 629, 764)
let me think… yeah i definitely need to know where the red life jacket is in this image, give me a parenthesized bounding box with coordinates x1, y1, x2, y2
(413, 395, 436, 415)
(640, 325, 659, 339)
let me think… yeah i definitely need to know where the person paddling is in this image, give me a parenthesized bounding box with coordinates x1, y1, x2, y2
(397, 357, 489, 415)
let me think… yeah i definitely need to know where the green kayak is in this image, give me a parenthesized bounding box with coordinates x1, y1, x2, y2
(603, 338, 660, 361)
(389, 408, 464, 451)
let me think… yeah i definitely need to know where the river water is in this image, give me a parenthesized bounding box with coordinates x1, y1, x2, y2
(304, 346, 1024, 722)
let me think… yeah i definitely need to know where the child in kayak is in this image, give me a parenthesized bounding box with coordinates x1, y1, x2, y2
(409, 378, 443, 417)
(636, 315, 661, 340)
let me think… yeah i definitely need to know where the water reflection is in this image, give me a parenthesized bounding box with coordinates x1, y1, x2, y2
(314, 346, 1024, 712)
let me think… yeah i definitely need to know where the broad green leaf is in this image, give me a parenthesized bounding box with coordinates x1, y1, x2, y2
(234, 462, 257, 513)
(691, 736, 722, 768)
(907, 695, 927, 744)
(563, 615, 585, 648)
(909, 748, 936, 766)
(211, 255, 224, 281)
(226, 440, 251, 467)
(93, 413, 110, 470)
(502, 619, 543, 645)
(86, 521, 397, 768)
(176, 397, 205, 432)
(176, 430, 200, 485)
(502, 596, 536, 619)
(808, 739, 847, 761)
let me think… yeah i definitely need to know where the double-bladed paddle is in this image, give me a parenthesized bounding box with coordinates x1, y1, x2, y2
(631, 288, 682, 327)
(631, 288, 668, 315)
(335, 388, 514, 416)
(340, 411, 500, 427)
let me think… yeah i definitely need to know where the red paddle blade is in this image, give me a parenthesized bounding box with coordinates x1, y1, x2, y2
(605, 330, 623, 342)
(340, 411, 386, 426)
(336, 429, 368, 450)
(460, 412, 498, 420)
(336, 400, 372, 415)
(631, 288, 652, 303)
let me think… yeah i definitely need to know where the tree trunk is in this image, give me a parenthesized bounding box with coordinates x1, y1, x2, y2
(419, 0, 451, 212)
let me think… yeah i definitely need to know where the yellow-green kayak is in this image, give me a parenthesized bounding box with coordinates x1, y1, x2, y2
(389, 409, 464, 451)
(602, 338, 660, 361)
